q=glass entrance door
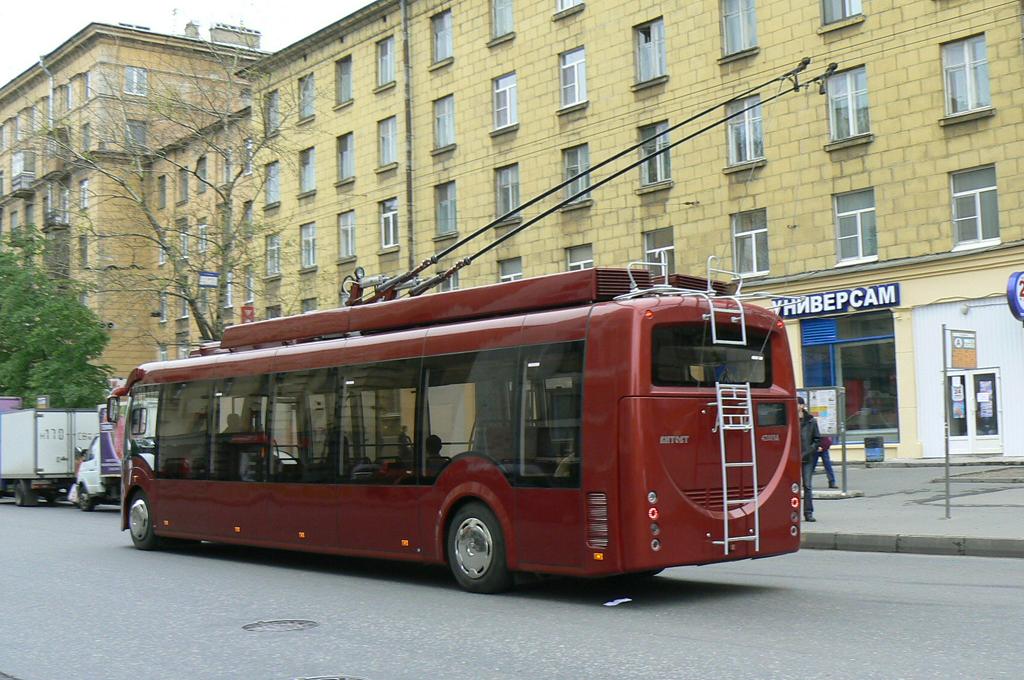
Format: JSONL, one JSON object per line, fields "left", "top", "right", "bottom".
{"left": 946, "top": 369, "right": 1002, "bottom": 455}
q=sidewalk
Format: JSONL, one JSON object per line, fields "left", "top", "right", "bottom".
{"left": 800, "top": 455, "right": 1024, "bottom": 558}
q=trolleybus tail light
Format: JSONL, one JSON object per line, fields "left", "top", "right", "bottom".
{"left": 651, "top": 539, "right": 661, "bottom": 551}
{"left": 790, "top": 497, "right": 800, "bottom": 509}
{"left": 648, "top": 507, "right": 659, "bottom": 520}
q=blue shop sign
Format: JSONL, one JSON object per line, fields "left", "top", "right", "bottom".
{"left": 774, "top": 282, "right": 900, "bottom": 319}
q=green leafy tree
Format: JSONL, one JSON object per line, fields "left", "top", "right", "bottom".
{"left": 0, "top": 232, "right": 111, "bottom": 407}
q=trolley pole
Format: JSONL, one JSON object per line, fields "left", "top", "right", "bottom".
{"left": 941, "top": 323, "right": 951, "bottom": 520}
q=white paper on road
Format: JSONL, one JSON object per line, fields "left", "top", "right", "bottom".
{"left": 603, "top": 598, "right": 632, "bottom": 607}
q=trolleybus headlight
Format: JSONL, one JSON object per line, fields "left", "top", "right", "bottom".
{"left": 650, "top": 523, "right": 660, "bottom": 536}
{"left": 647, "top": 491, "right": 658, "bottom": 504}
{"left": 651, "top": 539, "right": 661, "bottom": 551}
{"left": 648, "top": 507, "right": 659, "bottom": 520}
{"left": 791, "top": 483, "right": 800, "bottom": 494}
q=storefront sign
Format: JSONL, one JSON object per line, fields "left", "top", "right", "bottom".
{"left": 950, "top": 330, "right": 977, "bottom": 369}
{"left": 774, "top": 283, "right": 900, "bottom": 319}
{"left": 1008, "top": 271, "right": 1024, "bottom": 321}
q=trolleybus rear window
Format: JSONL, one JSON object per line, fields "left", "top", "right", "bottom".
{"left": 652, "top": 324, "right": 772, "bottom": 388}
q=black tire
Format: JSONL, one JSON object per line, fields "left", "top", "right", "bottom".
{"left": 127, "top": 490, "right": 160, "bottom": 550}
{"left": 14, "top": 481, "right": 38, "bottom": 507}
{"left": 78, "top": 484, "right": 97, "bottom": 512}
{"left": 446, "top": 502, "right": 512, "bottom": 594}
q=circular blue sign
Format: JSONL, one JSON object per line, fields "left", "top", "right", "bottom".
{"left": 1008, "top": 271, "right": 1024, "bottom": 322}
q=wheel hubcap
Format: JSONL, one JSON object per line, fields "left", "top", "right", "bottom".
{"left": 454, "top": 517, "right": 493, "bottom": 579}
{"left": 129, "top": 498, "right": 150, "bottom": 541}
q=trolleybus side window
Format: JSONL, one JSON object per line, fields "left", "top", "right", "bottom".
{"left": 270, "top": 368, "right": 341, "bottom": 483}
{"left": 211, "top": 375, "right": 269, "bottom": 482}
{"left": 128, "top": 384, "right": 159, "bottom": 467}
{"left": 651, "top": 324, "right": 772, "bottom": 388}
{"left": 422, "top": 348, "right": 519, "bottom": 482}
{"left": 341, "top": 359, "right": 420, "bottom": 484}
{"left": 521, "top": 341, "right": 583, "bottom": 487}
{"left": 157, "top": 381, "right": 213, "bottom": 479}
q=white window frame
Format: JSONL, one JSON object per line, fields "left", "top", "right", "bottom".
{"left": 195, "top": 156, "right": 207, "bottom": 194}
{"left": 299, "top": 147, "right": 316, "bottom": 194}
{"left": 300, "top": 221, "right": 317, "bottom": 268}
{"left": 435, "top": 181, "right": 457, "bottom": 236}
{"left": 432, "top": 11, "right": 453, "bottom": 62}
{"left": 560, "top": 47, "right": 587, "bottom": 108}
{"left": 493, "top": 0, "right": 514, "bottom": 37}
{"left": 264, "top": 90, "right": 280, "bottom": 135}
{"left": 643, "top": 228, "right": 675, "bottom": 277}
{"left": 434, "top": 95, "right": 455, "bottom": 149}
{"left": 379, "top": 116, "right": 397, "bottom": 166}
{"left": 942, "top": 35, "right": 990, "bottom": 116}
{"left": 822, "top": 0, "right": 862, "bottom": 25}
{"left": 951, "top": 166, "right": 999, "bottom": 247}
{"left": 566, "top": 244, "right": 594, "bottom": 271}
{"left": 722, "top": 0, "right": 757, "bottom": 55}
{"left": 159, "top": 292, "right": 167, "bottom": 322}
{"left": 828, "top": 67, "right": 870, "bottom": 140}
{"left": 380, "top": 198, "right": 399, "bottom": 248}
{"left": 834, "top": 189, "right": 877, "bottom": 262}
{"left": 124, "top": 66, "right": 148, "bottom": 96}
{"left": 298, "top": 73, "right": 315, "bottom": 119}
{"left": 336, "top": 56, "right": 353, "bottom": 104}
{"left": 639, "top": 122, "right": 671, "bottom": 185}
{"left": 439, "top": 270, "right": 460, "bottom": 292}
{"left": 337, "top": 133, "right": 354, "bottom": 181}
{"left": 726, "top": 95, "right": 764, "bottom": 165}
{"left": 377, "top": 36, "right": 395, "bottom": 86}
{"left": 563, "top": 144, "right": 590, "bottom": 201}
{"left": 265, "top": 161, "right": 280, "bottom": 205}
{"left": 79, "top": 179, "right": 89, "bottom": 210}
{"left": 224, "top": 271, "right": 234, "bottom": 309}
{"left": 197, "top": 222, "right": 208, "bottom": 254}
{"left": 732, "top": 209, "right": 769, "bottom": 276}
{"left": 245, "top": 267, "right": 255, "bottom": 303}
{"left": 499, "top": 257, "right": 523, "bottom": 283}
{"left": 493, "top": 73, "right": 518, "bottom": 130}
{"left": 338, "top": 211, "right": 356, "bottom": 258}
{"left": 557, "top": 0, "right": 583, "bottom": 11}
{"left": 265, "top": 234, "right": 281, "bottom": 275}
{"left": 495, "top": 164, "right": 520, "bottom": 217}
{"left": 635, "top": 18, "right": 666, "bottom": 83}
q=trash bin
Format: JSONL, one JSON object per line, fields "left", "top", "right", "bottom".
{"left": 864, "top": 436, "right": 885, "bottom": 463}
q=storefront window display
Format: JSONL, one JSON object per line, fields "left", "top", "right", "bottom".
{"left": 801, "top": 311, "right": 899, "bottom": 442}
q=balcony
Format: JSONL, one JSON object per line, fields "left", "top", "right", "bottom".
{"left": 45, "top": 210, "right": 70, "bottom": 228}
{"left": 11, "top": 151, "right": 36, "bottom": 197}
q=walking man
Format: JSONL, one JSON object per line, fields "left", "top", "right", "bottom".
{"left": 798, "top": 396, "right": 821, "bottom": 522}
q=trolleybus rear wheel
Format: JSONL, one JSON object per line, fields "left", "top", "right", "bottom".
{"left": 128, "top": 491, "right": 160, "bottom": 550}
{"left": 447, "top": 502, "right": 512, "bottom": 594}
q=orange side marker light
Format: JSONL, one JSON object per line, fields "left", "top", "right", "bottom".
{"left": 234, "top": 526, "right": 241, "bottom": 533}
{"left": 593, "top": 552, "right": 604, "bottom": 561}
{"left": 401, "top": 539, "right": 410, "bottom": 547}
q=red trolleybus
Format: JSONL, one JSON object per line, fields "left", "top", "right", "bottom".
{"left": 115, "top": 267, "right": 801, "bottom": 592}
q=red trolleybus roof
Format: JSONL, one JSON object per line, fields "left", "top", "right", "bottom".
{"left": 219, "top": 267, "right": 712, "bottom": 351}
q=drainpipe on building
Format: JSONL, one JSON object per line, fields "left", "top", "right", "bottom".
{"left": 401, "top": 0, "right": 416, "bottom": 272}
{"left": 38, "top": 56, "right": 55, "bottom": 130}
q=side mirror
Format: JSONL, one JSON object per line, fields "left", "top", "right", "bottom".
{"left": 75, "top": 447, "right": 87, "bottom": 459}
{"left": 106, "top": 396, "right": 120, "bottom": 423}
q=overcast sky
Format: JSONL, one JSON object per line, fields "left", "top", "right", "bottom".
{"left": 0, "top": 0, "right": 373, "bottom": 86}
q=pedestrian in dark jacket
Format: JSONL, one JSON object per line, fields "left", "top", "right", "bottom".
{"left": 814, "top": 435, "right": 838, "bottom": 489}
{"left": 798, "top": 396, "right": 821, "bottom": 522}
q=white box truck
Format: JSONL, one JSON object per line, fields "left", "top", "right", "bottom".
{"left": 0, "top": 409, "right": 99, "bottom": 506}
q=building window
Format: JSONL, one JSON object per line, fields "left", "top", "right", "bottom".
{"left": 823, "top": 0, "right": 862, "bottom": 25}
{"left": 835, "top": 189, "right": 877, "bottom": 261}
{"left": 639, "top": 121, "right": 671, "bottom": 185}
{"left": 338, "top": 210, "right": 356, "bottom": 258}
{"left": 643, "top": 227, "right": 675, "bottom": 277}
{"left": 265, "top": 161, "right": 280, "bottom": 205}
{"left": 493, "top": 0, "right": 514, "bottom": 37}
{"left": 380, "top": 198, "right": 399, "bottom": 248}
{"left": 224, "top": 271, "right": 234, "bottom": 309}
{"left": 495, "top": 164, "right": 520, "bottom": 218}
{"left": 195, "top": 156, "right": 207, "bottom": 193}
{"left": 377, "top": 36, "right": 395, "bottom": 86}
{"left": 499, "top": 257, "right": 523, "bottom": 282}
{"left": 221, "top": 150, "right": 233, "bottom": 185}
{"left": 439, "top": 270, "right": 460, "bottom": 292}
{"left": 81, "top": 123, "right": 91, "bottom": 151}
{"left": 264, "top": 90, "right": 280, "bottom": 135}
{"left": 434, "top": 95, "right": 455, "bottom": 149}
{"left": 727, "top": 95, "right": 764, "bottom": 165}
{"left": 560, "top": 47, "right": 587, "bottom": 107}
{"left": 244, "top": 138, "right": 254, "bottom": 175}
{"left": 298, "top": 73, "right": 315, "bottom": 119}
{"left": 943, "top": 36, "right": 990, "bottom": 115}
{"left": 266, "top": 305, "right": 282, "bottom": 320}
{"left": 493, "top": 73, "right": 518, "bottom": 130}
{"left": 126, "top": 120, "right": 147, "bottom": 148}
{"left": 265, "top": 234, "right": 281, "bottom": 275}
{"left": 828, "top": 67, "right": 870, "bottom": 140}
{"left": 79, "top": 179, "right": 89, "bottom": 210}
{"left": 335, "top": 56, "right": 353, "bottom": 104}
{"left": 337, "top": 132, "right": 354, "bottom": 181}
{"left": 951, "top": 166, "right": 998, "bottom": 246}
{"left": 435, "top": 181, "right": 457, "bottom": 236}
{"left": 124, "top": 66, "right": 148, "bottom": 95}
{"left": 566, "top": 243, "right": 594, "bottom": 271}
{"left": 159, "top": 293, "right": 167, "bottom": 322}
{"left": 301, "top": 298, "right": 318, "bottom": 313}
{"left": 177, "top": 218, "right": 189, "bottom": 259}
{"left": 557, "top": 0, "right": 583, "bottom": 11}
{"left": 197, "top": 222, "right": 208, "bottom": 254}
{"left": 722, "top": 0, "right": 757, "bottom": 55}
{"left": 245, "top": 267, "right": 254, "bottom": 303}
{"left": 635, "top": 18, "right": 666, "bottom": 83}
{"left": 802, "top": 311, "right": 899, "bottom": 442}
{"left": 299, "top": 147, "right": 316, "bottom": 194}
{"left": 732, "top": 209, "right": 769, "bottom": 275}
{"left": 177, "top": 167, "right": 189, "bottom": 203}
{"left": 563, "top": 144, "right": 590, "bottom": 201}
{"left": 433, "top": 10, "right": 453, "bottom": 62}
{"left": 379, "top": 116, "right": 397, "bottom": 166}
{"left": 78, "top": 235, "right": 88, "bottom": 268}
{"left": 300, "top": 222, "right": 317, "bottom": 268}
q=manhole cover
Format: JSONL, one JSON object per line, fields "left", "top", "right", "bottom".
{"left": 243, "top": 619, "right": 320, "bottom": 632}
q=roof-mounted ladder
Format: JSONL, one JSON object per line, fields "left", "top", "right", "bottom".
{"left": 703, "top": 256, "right": 747, "bottom": 346}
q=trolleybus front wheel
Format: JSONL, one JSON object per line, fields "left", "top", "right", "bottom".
{"left": 128, "top": 491, "right": 160, "bottom": 550}
{"left": 447, "top": 502, "right": 512, "bottom": 594}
